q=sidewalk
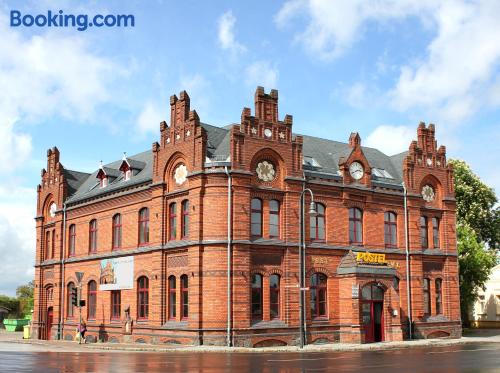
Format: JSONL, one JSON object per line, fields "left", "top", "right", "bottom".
{"left": 2, "top": 328, "right": 500, "bottom": 353}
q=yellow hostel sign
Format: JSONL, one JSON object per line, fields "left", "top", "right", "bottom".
{"left": 355, "top": 252, "right": 400, "bottom": 269}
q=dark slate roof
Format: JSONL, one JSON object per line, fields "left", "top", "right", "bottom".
{"left": 63, "top": 169, "right": 91, "bottom": 196}
{"left": 201, "top": 122, "right": 231, "bottom": 160}
{"left": 125, "top": 158, "right": 146, "bottom": 170}
{"left": 65, "top": 150, "right": 152, "bottom": 204}
{"left": 101, "top": 166, "right": 121, "bottom": 178}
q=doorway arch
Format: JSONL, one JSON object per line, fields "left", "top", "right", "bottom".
{"left": 46, "top": 307, "right": 53, "bottom": 340}
{"left": 361, "top": 283, "right": 385, "bottom": 343}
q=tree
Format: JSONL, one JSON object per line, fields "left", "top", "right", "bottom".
{"left": 450, "top": 159, "right": 499, "bottom": 250}
{"left": 16, "top": 281, "right": 34, "bottom": 318}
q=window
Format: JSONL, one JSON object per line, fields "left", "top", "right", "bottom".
{"left": 181, "top": 274, "right": 189, "bottom": 319}
{"left": 181, "top": 200, "right": 189, "bottom": 239}
{"left": 420, "top": 217, "right": 428, "bottom": 248}
{"left": 89, "top": 219, "right": 97, "bottom": 253}
{"left": 138, "top": 208, "right": 149, "bottom": 245}
{"left": 349, "top": 208, "right": 363, "bottom": 244}
{"left": 137, "top": 276, "right": 149, "bottom": 320}
{"left": 46, "top": 286, "right": 53, "bottom": 302}
{"left": 87, "top": 281, "right": 97, "bottom": 319}
{"left": 423, "top": 278, "right": 431, "bottom": 315}
{"left": 432, "top": 217, "right": 440, "bottom": 248}
{"left": 169, "top": 203, "right": 177, "bottom": 240}
{"left": 112, "top": 214, "right": 122, "bottom": 250}
{"left": 68, "top": 224, "right": 76, "bottom": 257}
{"left": 251, "top": 198, "right": 263, "bottom": 238}
{"left": 310, "top": 203, "right": 325, "bottom": 241}
{"left": 270, "top": 274, "right": 280, "bottom": 319}
{"left": 124, "top": 168, "right": 131, "bottom": 181}
{"left": 435, "top": 278, "right": 442, "bottom": 315}
{"left": 100, "top": 176, "right": 108, "bottom": 188}
{"left": 310, "top": 273, "right": 327, "bottom": 318}
{"left": 251, "top": 273, "right": 263, "bottom": 320}
{"left": 51, "top": 229, "right": 55, "bottom": 258}
{"left": 45, "top": 230, "right": 50, "bottom": 260}
{"left": 269, "top": 200, "right": 280, "bottom": 238}
{"left": 168, "top": 276, "right": 176, "bottom": 320}
{"left": 111, "top": 290, "right": 121, "bottom": 320}
{"left": 67, "top": 282, "right": 75, "bottom": 318}
{"left": 384, "top": 212, "right": 397, "bottom": 248}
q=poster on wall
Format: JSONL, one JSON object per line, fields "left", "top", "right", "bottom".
{"left": 99, "top": 256, "right": 134, "bottom": 290}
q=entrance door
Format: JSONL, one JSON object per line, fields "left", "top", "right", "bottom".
{"left": 361, "top": 283, "right": 385, "bottom": 343}
{"left": 46, "top": 307, "right": 53, "bottom": 340}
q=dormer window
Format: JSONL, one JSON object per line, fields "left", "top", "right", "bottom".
{"left": 100, "top": 176, "right": 108, "bottom": 188}
{"left": 96, "top": 162, "right": 120, "bottom": 188}
{"left": 125, "top": 169, "right": 131, "bottom": 181}
{"left": 119, "top": 153, "right": 145, "bottom": 182}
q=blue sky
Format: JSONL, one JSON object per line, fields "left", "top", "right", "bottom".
{"left": 1, "top": 0, "right": 499, "bottom": 295}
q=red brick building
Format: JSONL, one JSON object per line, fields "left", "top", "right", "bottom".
{"left": 32, "top": 87, "right": 461, "bottom": 346}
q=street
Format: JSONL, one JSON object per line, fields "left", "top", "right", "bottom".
{"left": 1, "top": 342, "right": 500, "bottom": 373}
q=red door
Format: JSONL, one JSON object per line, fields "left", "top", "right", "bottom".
{"left": 46, "top": 307, "right": 53, "bottom": 340}
{"left": 361, "top": 284, "right": 385, "bottom": 343}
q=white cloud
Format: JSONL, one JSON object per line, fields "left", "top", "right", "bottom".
{"left": 365, "top": 125, "right": 415, "bottom": 155}
{"left": 245, "top": 61, "right": 279, "bottom": 89}
{"left": 136, "top": 102, "right": 164, "bottom": 135}
{"left": 178, "top": 73, "right": 210, "bottom": 116}
{"left": 217, "top": 10, "right": 246, "bottom": 54}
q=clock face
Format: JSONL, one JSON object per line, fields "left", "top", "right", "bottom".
{"left": 264, "top": 128, "right": 272, "bottom": 138}
{"left": 349, "top": 162, "right": 364, "bottom": 180}
{"left": 422, "top": 185, "right": 435, "bottom": 202}
{"left": 256, "top": 161, "right": 276, "bottom": 182}
{"left": 174, "top": 164, "right": 188, "bottom": 185}
{"left": 49, "top": 202, "right": 57, "bottom": 218}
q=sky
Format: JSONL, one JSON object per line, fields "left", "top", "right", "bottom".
{"left": 0, "top": 0, "right": 499, "bottom": 296}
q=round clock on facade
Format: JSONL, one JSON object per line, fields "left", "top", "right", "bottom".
{"left": 49, "top": 202, "right": 57, "bottom": 217}
{"left": 422, "top": 185, "right": 435, "bottom": 202}
{"left": 349, "top": 161, "right": 364, "bottom": 180}
{"left": 174, "top": 164, "right": 188, "bottom": 185}
{"left": 256, "top": 161, "right": 276, "bottom": 182}
{"left": 264, "top": 128, "right": 272, "bottom": 138}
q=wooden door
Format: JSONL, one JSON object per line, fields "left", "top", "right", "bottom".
{"left": 46, "top": 307, "right": 53, "bottom": 340}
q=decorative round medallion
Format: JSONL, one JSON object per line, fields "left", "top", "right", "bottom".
{"left": 264, "top": 128, "right": 272, "bottom": 138}
{"left": 422, "top": 185, "right": 435, "bottom": 202}
{"left": 256, "top": 161, "right": 276, "bottom": 182}
{"left": 49, "top": 202, "right": 57, "bottom": 218}
{"left": 349, "top": 161, "right": 364, "bottom": 180}
{"left": 426, "top": 158, "right": 432, "bottom": 166}
{"left": 174, "top": 164, "right": 188, "bottom": 185}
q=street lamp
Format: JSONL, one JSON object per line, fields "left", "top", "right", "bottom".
{"left": 299, "top": 188, "right": 316, "bottom": 349}
{"left": 75, "top": 271, "right": 84, "bottom": 345}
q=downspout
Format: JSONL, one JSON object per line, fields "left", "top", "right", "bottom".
{"left": 403, "top": 183, "right": 412, "bottom": 339}
{"left": 301, "top": 175, "right": 307, "bottom": 346}
{"left": 58, "top": 203, "right": 67, "bottom": 340}
{"left": 224, "top": 166, "right": 232, "bottom": 347}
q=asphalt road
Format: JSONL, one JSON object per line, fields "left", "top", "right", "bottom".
{"left": 1, "top": 342, "right": 500, "bottom": 373}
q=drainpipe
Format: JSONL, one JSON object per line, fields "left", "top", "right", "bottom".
{"left": 224, "top": 166, "right": 232, "bottom": 347}
{"left": 58, "top": 203, "right": 67, "bottom": 340}
{"left": 403, "top": 183, "right": 413, "bottom": 339}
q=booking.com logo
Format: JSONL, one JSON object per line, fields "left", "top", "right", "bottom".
{"left": 10, "top": 10, "right": 135, "bottom": 31}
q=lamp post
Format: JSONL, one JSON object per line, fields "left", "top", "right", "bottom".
{"left": 299, "top": 188, "right": 317, "bottom": 349}
{"left": 75, "top": 271, "right": 84, "bottom": 345}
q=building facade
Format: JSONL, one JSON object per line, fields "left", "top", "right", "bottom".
{"left": 470, "top": 264, "right": 500, "bottom": 328}
{"left": 32, "top": 87, "right": 461, "bottom": 346}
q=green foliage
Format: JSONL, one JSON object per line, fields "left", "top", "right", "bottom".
{"left": 0, "top": 295, "right": 20, "bottom": 318}
{"left": 457, "top": 224, "right": 497, "bottom": 324}
{"left": 449, "top": 159, "right": 499, "bottom": 250}
{"left": 16, "top": 281, "right": 34, "bottom": 317}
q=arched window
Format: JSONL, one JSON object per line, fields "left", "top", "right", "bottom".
{"left": 310, "top": 273, "right": 327, "bottom": 318}
{"left": 51, "top": 229, "right": 55, "bottom": 259}
{"left": 420, "top": 216, "right": 428, "bottom": 248}
{"left": 138, "top": 208, "right": 149, "bottom": 245}
{"left": 112, "top": 214, "right": 122, "bottom": 250}
{"left": 89, "top": 219, "right": 97, "bottom": 253}
{"left": 87, "top": 280, "right": 97, "bottom": 320}
{"left": 181, "top": 200, "right": 189, "bottom": 239}
{"left": 269, "top": 200, "right": 280, "bottom": 238}
{"left": 435, "top": 278, "right": 443, "bottom": 315}
{"left": 432, "top": 217, "right": 440, "bottom": 248}
{"left": 349, "top": 208, "right": 363, "bottom": 244}
{"left": 270, "top": 274, "right": 280, "bottom": 319}
{"left": 137, "top": 276, "right": 149, "bottom": 320}
{"left": 169, "top": 203, "right": 177, "bottom": 240}
{"left": 45, "top": 230, "right": 51, "bottom": 260}
{"left": 423, "top": 278, "right": 431, "bottom": 315}
{"left": 251, "top": 198, "right": 263, "bottom": 238}
{"left": 67, "top": 282, "right": 75, "bottom": 318}
{"left": 111, "top": 290, "right": 121, "bottom": 320}
{"left": 310, "top": 203, "right": 325, "bottom": 241}
{"left": 181, "top": 274, "right": 189, "bottom": 319}
{"left": 168, "top": 276, "right": 176, "bottom": 320}
{"left": 68, "top": 224, "right": 76, "bottom": 257}
{"left": 46, "top": 286, "right": 53, "bottom": 302}
{"left": 251, "top": 273, "right": 263, "bottom": 320}
{"left": 384, "top": 212, "right": 397, "bottom": 248}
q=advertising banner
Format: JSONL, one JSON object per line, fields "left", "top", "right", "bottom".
{"left": 99, "top": 256, "right": 134, "bottom": 290}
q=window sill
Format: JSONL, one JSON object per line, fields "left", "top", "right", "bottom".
{"left": 250, "top": 319, "right": 287, "bottom": 329}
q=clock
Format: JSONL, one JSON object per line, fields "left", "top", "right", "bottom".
{"left": 349, "top": 162, "right": 364, "bottom": 180}
{"left": 256, "top": 161, "right": 276, "bottom": 182}
{"left": 422, "top": 185, "right": 435, "bottom": 202}
{"left": 264, "top": 128, "right": 272, "bottom": 138}
{"left": 174, "top": 164, "right": 188, "bottom": 185}
{"left": 49, "top": 202, "right": 57, "bottom": 218}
